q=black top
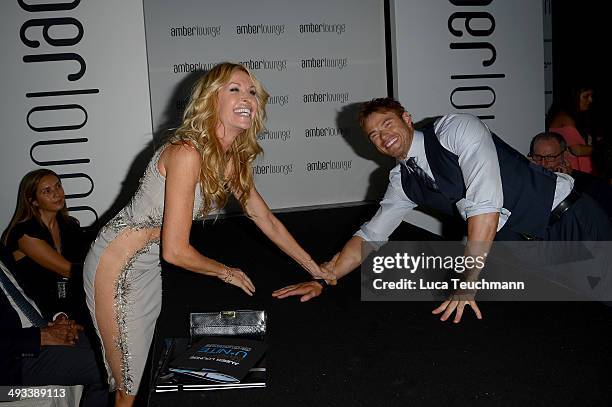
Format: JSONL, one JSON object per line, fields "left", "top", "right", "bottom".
{"left": 6, "top": 216, "right": 85, "bottom": 319}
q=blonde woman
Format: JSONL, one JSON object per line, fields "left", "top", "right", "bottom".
{"left": 83, "top": 62, "right": 332, "bottom": 407}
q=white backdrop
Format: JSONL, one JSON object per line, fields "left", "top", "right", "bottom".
{"left": 143, "top": 0, "right": 389, "bottom": 211}
{"left": 390, "top": 0, "right": 545, "bottom": 235}
{"left": 0, "top": 1, "right": 546, "bottom": 234}
{"left": 0, "top": 0, "right": 153, "bottom": 229}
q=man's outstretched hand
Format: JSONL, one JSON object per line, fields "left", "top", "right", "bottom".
{"left": 432, "top": 295, "right": 482, "bottom": 323}
{"left": 272, "top": 281, "right": 323, "bottom": 302}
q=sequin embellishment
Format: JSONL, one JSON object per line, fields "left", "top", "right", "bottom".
{"left": 114, "top": 240, "right": 156, "bottom": 394}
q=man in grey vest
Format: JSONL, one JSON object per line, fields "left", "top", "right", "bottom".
{"left": 273, "top": 98, "right": 611, "bottom": 322}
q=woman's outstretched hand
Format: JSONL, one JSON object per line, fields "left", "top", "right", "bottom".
{"left": 304, "top": 259, "right": 336, "bottom": 284}
{"left": 220, "top": 266, "right": 255, "bottom": 296}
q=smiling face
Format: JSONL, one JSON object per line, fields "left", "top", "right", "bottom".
{"left": 215, "top": 69, "right": 259, "bottom": 151}
{"left": 363, "top": 110, "right": 414, "bottom": 159}
{"left": 32, "top": 174, "right": 65, "bottom": 215}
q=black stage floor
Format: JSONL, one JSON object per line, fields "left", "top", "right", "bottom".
{"left": 144, "top": 204, "right": 612, "bottom": 406}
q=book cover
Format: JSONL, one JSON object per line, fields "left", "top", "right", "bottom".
{"left": 168, "top": 336, "right": 266, "bottom": 384}
{"left": 155, "top": 358, "right": 266, "bottom": 392}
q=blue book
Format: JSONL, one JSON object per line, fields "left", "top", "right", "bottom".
{"left": 168, "top": 336, "right": 266, "bottom": 384}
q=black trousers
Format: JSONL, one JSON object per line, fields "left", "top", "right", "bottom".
{"left": 21, "top": 333, "right": 110, "bottom": 407}
{"left": 495, "top": 193, "right": 612, "bottom": 241}
{"left": 546, "top": 193, "right": 612, "bottom": 240}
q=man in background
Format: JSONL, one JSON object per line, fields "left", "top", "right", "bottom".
{"left": 529, "top": 131, "right": 612, "bottom": 220}
{"left": 1, "top": 245, "right": 109, "bottom": 406}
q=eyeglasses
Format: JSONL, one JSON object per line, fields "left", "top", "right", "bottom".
{"left": 528, "top": 150, "right": 565, "bottom": 162}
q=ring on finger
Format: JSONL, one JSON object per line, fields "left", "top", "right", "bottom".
{"left": 223, "top": 267, "right": 234, "bottom": 283}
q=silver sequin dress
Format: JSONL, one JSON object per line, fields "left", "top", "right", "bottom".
{"left": 83, "top": 144, "right": 204, "bottom": 394}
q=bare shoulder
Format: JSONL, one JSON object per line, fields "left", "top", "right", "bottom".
{"left": 159, "top": 141, "right": 201, "bottom": 176}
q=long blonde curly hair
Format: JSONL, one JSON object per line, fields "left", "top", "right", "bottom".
{"left": 169, "top": 62, "right": 268, "bottom": 215}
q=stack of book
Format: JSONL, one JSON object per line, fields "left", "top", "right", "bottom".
{"left": 153, "top": 337, "right": 266, "bottom": 392}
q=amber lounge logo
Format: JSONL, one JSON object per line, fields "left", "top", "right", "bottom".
{"left": 301, "top": 57, "right": 348, "bottom": 70}
{"left": 235, "top": 23, "right": 285, "bottom": 36}
{"left": 298, "top": 22, "right": 346, "bottom": 35}
{"left": 268, "top": 95, "right": 289, "bottom": 107}
{"left": 303, "top": 91, "right": 349, "bottom": 104}
{"left": 258, "top": 129, "right": 292, "bottom": 142}
{"left": 239, "top": 58, "right": 287, "bottom": 72}
{"left": 253, "top": 163, "right": 294, "bottom": 176}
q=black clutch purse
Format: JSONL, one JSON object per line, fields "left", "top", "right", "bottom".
{"left": 189, "top": 310, "right": 266, "bottom": 340}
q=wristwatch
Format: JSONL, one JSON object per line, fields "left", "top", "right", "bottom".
{"left": 312, "top": 279, "right": 330, "bottom": 292}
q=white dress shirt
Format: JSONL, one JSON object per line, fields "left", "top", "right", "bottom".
{"left": 355, "top": 114, "right": 574, "bottom": 245}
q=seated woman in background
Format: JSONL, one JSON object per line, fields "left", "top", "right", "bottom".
{"left": 547, "top": 81, "right": 595, "bottom": 174}
{"left": 2, "top": 169, "right": 85, "bottom": 320}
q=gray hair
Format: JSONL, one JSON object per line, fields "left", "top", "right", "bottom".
{"left": 530, "top": 131, "right": 567, "bottom": 155}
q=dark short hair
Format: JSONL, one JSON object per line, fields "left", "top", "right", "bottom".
{"left": 358, "top": 98, "right": 406, "bottom": 130}
{"left": 529, "top": 131, "right": 567, "bottom": 154}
